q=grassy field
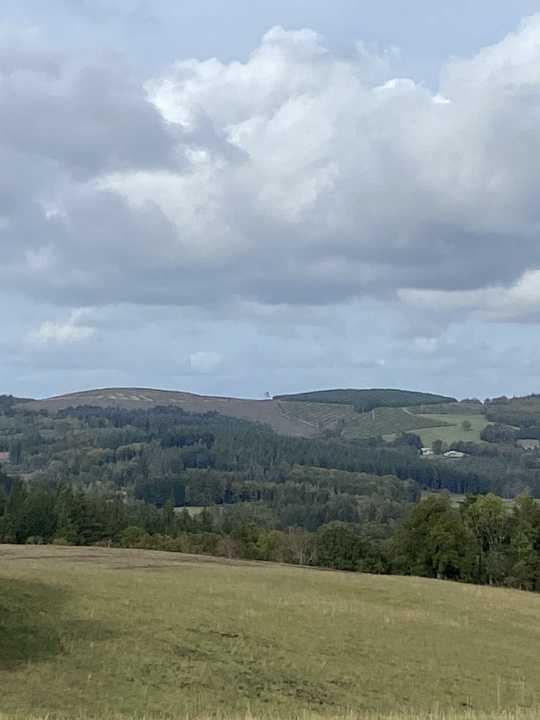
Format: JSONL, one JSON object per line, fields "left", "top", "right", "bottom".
{"left": 342, "top": 408, "right": 449, "bottom": 440}
{"left": 1, "top": 713, "right": 539, "bottom": 720}
{"left": 277, "top": 401, "right": 442, "bottom": 439}
{"left": 3, "top": 713, "right": 540, "bottom": 720}
{"left": 415, "top": 414, "right": 491, "bottom": 446}
{"left": 279, "top": 402, "right": 448, "bottom": 439}
{"left": 2, "top": 546, "right": 540, "bottom": 720}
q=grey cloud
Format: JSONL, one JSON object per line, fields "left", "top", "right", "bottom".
{"left": 3, "top": 19, "right": 540, "bottom": 318}
{"left": 0, "top": 57, "right": 177, "bottom": 178}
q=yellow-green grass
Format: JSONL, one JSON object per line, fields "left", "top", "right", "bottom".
{"left": 1, "top": 545, "right": 540, "bottom": 720}
{"left": 342, "top": 408, "right": 449, "bottom": 440}
{"left": 416, "top": 415, "right": 491, "bottom": 446}
{"left": 1, "top": 712, "right": 539, "bottom": 720}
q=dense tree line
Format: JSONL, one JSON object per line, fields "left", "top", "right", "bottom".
{"left": 485, "top": 395, "right": 540, "bottom": 432}
{"left": 2, "top": 403, "right": 540, "bottom": 502}
{"left": 3, "top": 397, "right": 540, "bottom": 592}
{"left": 394, "top": 493, "right": 540, "bottom": 590}
{"left": 1, "top": 468, "right": 539, "bottom": 591}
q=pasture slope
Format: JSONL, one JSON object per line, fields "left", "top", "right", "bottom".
{"left": 1, "top": 545, "right": 540, "bottom": 720}
{"left": 415, "top": 414, "right": 491, "bottom": 446}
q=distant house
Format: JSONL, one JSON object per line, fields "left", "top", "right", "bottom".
{"left": 516, "top": 439, "right": 540, "bottom": 451}
{"left": 443, "top": 450, "right": 465, "bottom": 459}
{"left": 0, "top": 451, "right": 10, "bottom": 463}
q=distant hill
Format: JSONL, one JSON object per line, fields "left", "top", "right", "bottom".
{"left": 24, "top": 386, "right": 459, "bottom": 440}
{"left": 0, "top": 395, "right": 33, "bottom": 411}
{"left": 274, "top": 388, "right": 457, "bottom": 411}
{"left": 485, "top": 394, "right": 540, "bottom": 428}
{"left": 24, "top": 388, "right": 318, "bottom": 438}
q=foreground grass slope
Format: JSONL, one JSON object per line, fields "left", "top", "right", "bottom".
{"left": 0, "top": 713, "right": 539, "bottom": 720}
{"left": 1, "top": 546, "right": 540, "bottom": 720}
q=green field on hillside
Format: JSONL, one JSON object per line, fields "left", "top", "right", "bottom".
{"left": 1, "top": 545, "right": 540, "bottom": 720}
{"left": 279, "top": 399, "right": 356, "bottom": 430}
{"left": 343, "top": 407, "right": 450, "bottom": 439}
{"left": 415, "top": 414, "right": 492, "bottom": 446}
{"left": 280, "top": 403, "right": 448, "bottom": 439}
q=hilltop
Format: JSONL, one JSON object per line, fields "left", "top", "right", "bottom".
{"left": 1, "top": 544, "right": 540, "bottom": 719}
{"left": 24, "top": 387, "right": 318, "bottom": 438}
{"left": 274, "top": 387, "right": 457, "bottom": 410}
{"left": 24, "top": 386, "right": 463, "bottom": 440}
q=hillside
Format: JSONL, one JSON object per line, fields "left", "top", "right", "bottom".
{"left": 9, "top": 386, "right": 540, "bottom": 498}
{"left": 2, "top": 545, "right": 540, "bottom": 720}
{"left": 24, "top": 388, "right": 320, "bottom": 438}
{"left": 274, "top": 388, "right": 457, "bottom": 410}
{"left": 24, "top": 387, "right": 457, "bottom": 440}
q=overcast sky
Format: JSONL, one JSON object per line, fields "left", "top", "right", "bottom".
{"left": 3, "top": 1, "right": 540, "bottom": 400}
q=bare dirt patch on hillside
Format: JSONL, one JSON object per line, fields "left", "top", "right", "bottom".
{"left": 24, "top": 388, "right": 320, "bottom": 438}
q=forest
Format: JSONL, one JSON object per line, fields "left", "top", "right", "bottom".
{"left": 0, "top": 397, "right": 539, "bottom": 591}
{"left": 274, "top": 387, "right": 456, "bottom": 411}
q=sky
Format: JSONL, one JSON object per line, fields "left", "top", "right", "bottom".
{"left": 3, "top": 1, "right": 540, "bottom": 400}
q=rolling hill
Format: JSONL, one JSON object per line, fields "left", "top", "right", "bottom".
{"left": 274, "top": 388, "right": 457, "bottom": 410}
{"left": 24, "top": 387, "right": 459, "bottom": 440}
{"left": 24, "top": 388, "right": 320, "bottom": 438}
{"left": 1, "top": 544, "right": 540, "bottom": 720}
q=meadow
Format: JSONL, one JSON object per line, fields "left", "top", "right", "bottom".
{"left": 415, "top": 414, "right": 491, "bottom": 446}
{"left": 1, "top": 545, "right": 540, "bottom": 720}
{"left": 342, "top": 408, "right": 447, "bottom": 440}
{"left": 276, "top": 402, "right": 450, "bottom": 439}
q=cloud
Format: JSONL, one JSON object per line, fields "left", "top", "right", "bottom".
{"left": 30, "top": 309, "right": 96, "bottom": 344}
{"left": 5, "top": 11, "right": 540, "bottom": 401}
{"left": 189, "top": 351, "right": 223, "bottom": 373}
{"left": 3, "top": 16, "right": 540, "bottom": 321}
{"left": 400, "top": 268, "right": 540, "bottom": 323}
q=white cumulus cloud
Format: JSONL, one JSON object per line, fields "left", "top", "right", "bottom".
{"left": 30, "top": 309, "right": 96, "bottom": 344}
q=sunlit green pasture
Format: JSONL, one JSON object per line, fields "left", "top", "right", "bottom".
{"left": 416, "top": 414, "right": 491, "bottom": 446}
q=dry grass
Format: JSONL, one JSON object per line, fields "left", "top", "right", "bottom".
{"left": 1, "top": 545, "right": 540, "bottom": 720}
{"left": 0, "top": 711, "right": 539, "bottom": 719}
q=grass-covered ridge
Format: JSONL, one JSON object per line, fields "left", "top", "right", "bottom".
{"left": 274, "top": 389, "right": 457, "bottom": 411}
{"left": 1, "top": 545, "right": 540, "bottom": 719}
